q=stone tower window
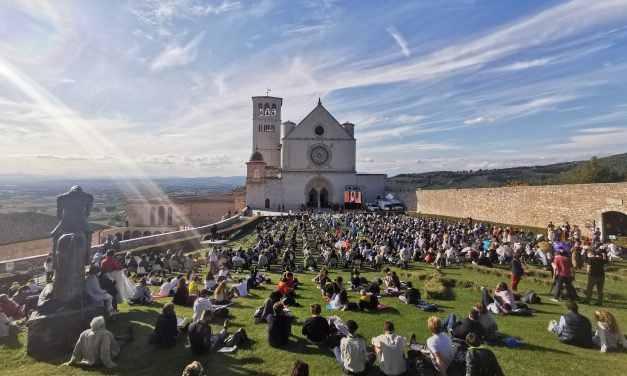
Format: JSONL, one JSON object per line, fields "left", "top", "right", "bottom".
{"left": 271, "top": 103, "right": 277, "bottom": 116}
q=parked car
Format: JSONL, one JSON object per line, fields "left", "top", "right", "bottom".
{"left": 365, "top": 202, "right": 379, "bottom": 212}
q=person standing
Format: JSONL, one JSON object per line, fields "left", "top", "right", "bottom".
{"left": 552, "top": 250, "right": 577, "bottom": 302}
{"left": 510, "top": 253, "right": 524, "bottom": 292}
{"left": 583, "top": 249, "right": 606, "bottom": 306}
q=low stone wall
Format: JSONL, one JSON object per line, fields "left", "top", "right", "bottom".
{"left": 0, "top": 214, "right": 258, "bottom": 293}
{"left": 417, "top": 182, "right": 627, "bottom": 237}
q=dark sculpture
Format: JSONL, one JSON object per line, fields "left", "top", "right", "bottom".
{"left": 50, "top": 185, "right": 94, "bottom": 304}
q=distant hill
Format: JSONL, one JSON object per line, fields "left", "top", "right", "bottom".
{"left": 388, "top": 152, "right": 627, "bottom": 190}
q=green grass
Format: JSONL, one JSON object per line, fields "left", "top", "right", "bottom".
{"left": 2, "top": 221, "right": 627, "bottom": 376}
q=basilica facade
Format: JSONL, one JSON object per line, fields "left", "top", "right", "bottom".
{"left": 246, "top": 96, "right": 386, "bottom": 210}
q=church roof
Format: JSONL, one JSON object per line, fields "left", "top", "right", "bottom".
{"left": 283, "top": 99, "right": 355, "bottom": 140}
{"left": 0, "top": 212, "right": 108, "bottom": 246}
{"left": 249, "top": 151, "right": 264, "bottom": 162}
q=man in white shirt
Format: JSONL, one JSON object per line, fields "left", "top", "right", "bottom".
{"left": 371, "top": 321, "right": 407, "bottom": 376}
{"left": 192, "top": 289, "right": 213, "bottom": 322}
{"left": 333, "top": 320, "right": 375, "bottom": 375}
{"left": 232, "top": 278, "right": 249, "bottom": 298}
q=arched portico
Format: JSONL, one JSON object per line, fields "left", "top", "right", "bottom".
{"left": 304, "top": 177, "right": 334, "bottom": 209}
{"left": 601, "top": 210, "right": 627, "bottom": 241}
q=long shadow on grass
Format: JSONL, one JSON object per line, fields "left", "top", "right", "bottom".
{"left": 0, "top": 333, "right": 22, "bottom": 349}
{"left": 519, "top": 342, "right": 572, "bottom": 354}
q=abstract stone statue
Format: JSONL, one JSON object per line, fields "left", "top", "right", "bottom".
{"left": 28, "top": 186, "right": 97, "bottom": 356}
{"left": 50, "top": 185, "right": 94, "bottom": 305}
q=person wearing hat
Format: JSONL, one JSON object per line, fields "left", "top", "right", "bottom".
{"left": 333, "top": 319, "right": 375, "bottom": 375}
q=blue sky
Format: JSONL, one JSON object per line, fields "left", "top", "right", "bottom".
{"left": 1, "top": 0, "right": 627, "bottom": 177}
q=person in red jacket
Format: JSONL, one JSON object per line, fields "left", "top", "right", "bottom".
{"left": 552, "top": 250, "right": 578, "bottom": 302}
{"left": 100, "top": 250, "right": 124, "bottom": 274}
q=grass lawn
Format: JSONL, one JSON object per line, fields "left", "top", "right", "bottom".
{"left": 2, "top": 220, "right": 627, "bottom": 376}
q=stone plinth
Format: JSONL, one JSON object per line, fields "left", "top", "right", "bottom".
{"left": 27, "top": 302, "right": 104, "bottom": 356}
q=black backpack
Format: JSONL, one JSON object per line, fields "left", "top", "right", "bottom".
{"left": 521, "top": 291, "right": 541, "bottom": 304}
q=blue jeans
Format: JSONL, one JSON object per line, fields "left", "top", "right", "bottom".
{"left": 442, "top": 313, "right": 457, "bottom": 333}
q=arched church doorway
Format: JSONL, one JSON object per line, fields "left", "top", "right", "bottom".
{"left": 602, "top": 211, "right": 626, "bottom": 241}
{"left": 265, "top": 198, "right": 270, "bottom": 209}
{"left": 320, "top": 188, "right": 329, "bottom": 208}
{"left": 308, "top": 188, "right": 318, "bottom": 207}
{"left": 304, "top": 177, "right": 333, "bottom": 209}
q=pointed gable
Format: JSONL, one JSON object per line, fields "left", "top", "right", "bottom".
{"left": 283, "top": 101, "right": 355, "bottom": 140}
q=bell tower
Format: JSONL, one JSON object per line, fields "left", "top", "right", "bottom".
{"left": 252, "top": 95, "right": 282, "bottom": 168}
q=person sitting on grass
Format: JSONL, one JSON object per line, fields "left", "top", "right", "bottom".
{"left": 302, "top": 302, "right": 331, "bottom": 344}
{"left": 323, "top": 276, "right": 344, "bottom": 299}
{"left": 592, "top": 309, "right": 625, "bottom": 353}
{"left": 147, "top": 271, "right": 162, "bottom": 286}
{"left": 358, "top": 288, "right": 380, "bottom": 311}
{"left": 548, "top": 301, "right": 593, "bottom": 348}
{"left": 371, "top": 321, "right": 407, "bottom": 376}
{"left": 277, "top": 277, "right": 298, "bottom": 306}
{"left": 188, "top": 276, "right": 203, "bottom": 296}
{"left": 128, "top": 277, "right": 153, "bottom": 305}
{"left": 255, "top": 291, "right": 283, "bottom": 324}
{"left": 151, "top": 303, "right": 185, "bottom": 348}
{"left": 63, "top": 316, "right": 133, "bottom": 369}
{"left": 481, "top": 283, "right": 516, "bottom": 315}
{"left": 474, "top": 302, "right": 499, "bottom": 342}
{"left": 172, "top": 277, "right": 195, "bottom": 307}
{"left": 214, "top": 280, "right": 237, "bottom": 305}
{"left": 267, "top": 302, "right": 292, "bottom": 348}
{"left": 333, "top": 319, "right": 376, "bottom": 375}
{"left": 291, "top": 360, "right": 310, "bottom": 376}
{"left": 182, "top": 361, "right": 203, "bottom": 376}
{"left": 465, "top": 332, "right": 504, "bottom": 376}
{"left": 188, "top": 309, "right": 230, "bottom": 355}
{"left": 442, "top": 309, "right": 485, "bottom": 341}
{"left": 192, "top": 289, "right": 214, "bottom": 322}
{"left": 409, "top": 316, "right": 455, "bottom": 376}
{"left": 399, "top": 281, "right": 421, "bottom": 305}
{"left": 204, "top": 270, "right": 218, "bottom": 292}
{"left": 329, "top": 290, "right": 356, "bottom": 311}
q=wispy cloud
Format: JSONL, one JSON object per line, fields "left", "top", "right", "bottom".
{"left": 493, "top": 58, "right": 552, "bottom": 72}
{"left": 547, "top": 127, "right": 627, "bottom": 149}
{"left": 150, "top": 31, "right": 205, "bottom": 71}
{"left": 464, "top": 116, "right": 493, "bottom": 125}
{"left": 386, "top": 26, "right": 410, "bottom": 57}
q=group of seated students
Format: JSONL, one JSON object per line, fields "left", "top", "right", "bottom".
{"left": 548, "top": 301, "right": 625, "bottom": 352}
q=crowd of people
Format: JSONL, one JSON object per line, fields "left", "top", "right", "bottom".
{"left": 1, "top": 212, "right": 625, "bottom": 375}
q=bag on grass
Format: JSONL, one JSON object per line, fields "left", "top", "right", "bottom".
{"left": 223, "top": 328, "right": 248, "bottom": 347}
{"left": 521, "top": 291, "right": 541, "bottom": 304}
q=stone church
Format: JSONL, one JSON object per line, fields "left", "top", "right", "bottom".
{"left": 246, "top": 95, "right": 386, "bottom": 210}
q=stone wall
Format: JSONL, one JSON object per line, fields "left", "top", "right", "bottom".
{"left": 416, "top": 182, "right": 627, "bottom": 237}
{"left": 389, "top": 189, "right": 418, "bottom": 211}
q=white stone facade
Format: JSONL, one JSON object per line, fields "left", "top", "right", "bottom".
{"left": 246, "top": 97, "right": 386, "bottom": 210}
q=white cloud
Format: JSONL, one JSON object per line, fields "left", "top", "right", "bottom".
{"left": 47, "top": 76, "right": 76, "bottom": 85}
{"left": 547, "top": 127, "right": 627, "bottom": 149}
{"left": 150, "top": 31, "right": 205, "bottom": 71}
{"left": 493, "top": 58, "right": 552, "bottom": 72}
{"left": 386, "top": 26, "right": 411, "bottom": 57}
{"left": 464, "top": 116, "right": 493, "bottom": 125}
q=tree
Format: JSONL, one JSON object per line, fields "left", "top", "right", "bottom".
{"left": 557, "top": 156, "right": 624, "bottom": 184}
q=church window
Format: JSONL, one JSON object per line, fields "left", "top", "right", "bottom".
{"left": 258, "top": 124, "right": 262, "bottom": 132}
{"left": 258, "top": 103, "right": 263, "bottom": 116}
{"left": 158, "top": 206, "right": 165, "bottom": 225}
{"left": 315, "top": 125, "right": 325, "bottom": 136}
{"left": 271, "top": 103, "right": 277, "bottom": 115}
{"left": 167, "top": 207, "right": 173, "bottom": 225}
{"left": 150, "top": 207, "right": 156, "bottom": 225}
{"left": 265, "top": 198, "right": 270, "bottom": 209}
{"left": 253, "top": 169, "right": 260, "bottom": 179}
